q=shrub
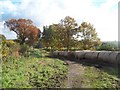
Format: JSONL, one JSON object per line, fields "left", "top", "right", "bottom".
{"left": 98, "top": 42, "right": 119, "bottom": 51}
{"left": 19, "top": 44, "right": 30, "bottom": 57}
{"left": 2, "top": 40, "right": 20, "bottom": 59}
{"left": 0, "top": 34, "right": 6, "bottom": 41}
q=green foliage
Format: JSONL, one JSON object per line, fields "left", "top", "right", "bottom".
{"left": 1, "top": 39, "right": 32, "bottom": 59}
{"left": 79, "top": 22, "right": 101, "bottom": 50}
{"left": 0, "top": 34, "right": 6, "bottom": 41}
{"left": 42, "top": 16, "right": 101, "bottom": 51}
{"left": 2, "top": 40, "right": 20, "bottom": 59}
{"left": 83, "top": 67, "right": 120, "bottom": 88}
{"left": 42, "top": 25, "right": 56, "bottom": 50}
{"left": 2, "top": 50, "right": 68, "bottom": 88}
{"left": 42, "top": 16, "right": 79, "bottom": 51}
{"left": 29, "top": 49, "right": 42, "bottom": 58}
{"left": 35, "top": 39, "right": 42, "bottom": 48}
{"left": 60, "top": 16, "right": 78, "bottom": 51}
{"left": 98, "top": 42, "right": 119, "bottom": 51}
{"left": 19, "top": 44, "right": 30, "bottom": 56}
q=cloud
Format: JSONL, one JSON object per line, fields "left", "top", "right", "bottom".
{"left": 0, "top": 0, "right": 17, "bottom": 14}
{"left": 0, "top": 22, "right": 17, "bottom": 39}
{"left": 0, "top": 0, "right": 119, "bottom": 41}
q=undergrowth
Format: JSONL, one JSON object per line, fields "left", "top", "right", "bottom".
{"left": 2, "top": 49, "right": 68, "bottom": 88}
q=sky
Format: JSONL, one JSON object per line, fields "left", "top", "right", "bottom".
{"left": 0, "top": 0, "right": 119, "bottom": 41}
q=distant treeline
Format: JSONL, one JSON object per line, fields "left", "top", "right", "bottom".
{"left": 98, "top": 41, "right": 119, "bottom": 51}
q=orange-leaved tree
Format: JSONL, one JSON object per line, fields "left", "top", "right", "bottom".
{"left": 4, "top": 19, "right": 41, "bottom": 46}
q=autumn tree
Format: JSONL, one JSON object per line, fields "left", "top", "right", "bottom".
{"left": 4, "top": 19, "right": 41, "bottom": 46}
{"left": 60, "top": 16, "right": 78, "bottom": 51}
{"left": 42, "top": 16, "right": 78, "bottom": 51}
{"left": 42, "top": 16, "right": 101, "bottom": 51}
{"left": 79, "top": 22, "right": 101, "bottom": 50}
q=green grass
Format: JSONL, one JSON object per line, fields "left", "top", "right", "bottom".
{"left": 2, "top": 49, "right": 68, "bottom": 88}
{"left": 82, "top": 66, "right": 120, "bottom": 88}
{"left": 2, "top": 49, "right": 120, "bottom": 88}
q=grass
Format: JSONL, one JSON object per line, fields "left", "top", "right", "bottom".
{"left": 1, "top": 49, "right": 120, "bottom": 88}
{"left": 2, "top": 49, "right": 68, "bottom": 88}
{"left": 82, "top": 66, "right": 120, "bottom": 88}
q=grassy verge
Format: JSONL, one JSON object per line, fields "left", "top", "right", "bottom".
{"left": 2, "top": 49, "right": 68, "bottom": 88}
{"left": 82, "top": 66, "right": 120, "bottom": 88}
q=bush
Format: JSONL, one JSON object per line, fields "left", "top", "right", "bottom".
{"left": 2, "top": 40, "right": 20, "bottom": 59}
{"left": 19, "top": 44, "right": 30, "bottom": 57}
{"left": 98, "top": 43, "right": 118, "bottom": 51}
{"left": 0, "top": 34, "right": 6, "bottom": 41}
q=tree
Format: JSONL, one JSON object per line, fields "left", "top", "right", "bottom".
{"left": 41, "top": 16, "right": 101, "bottom": 51}
{"left": 79, "top": 22, "right": 101, "bottom": 50}
{"left": 50, "top": 24, "right": 66, "bottom": 50}
{"left": 98, "top": 42, "right": 118, "bottom": 51}
{"left": 60, "top": 16, "right": 78, "bottom": 51}
{"left": 42, "top": 25, "right": 55, "bottom": 50}
{"left": 42, "top": 16, "right": 78, "bottom": 51}
{"left": 4, "top": 19, "right": 41, "bottom": 46}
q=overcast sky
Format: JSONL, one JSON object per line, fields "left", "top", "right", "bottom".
{"left": 0, "top": 0, "right": 119, "bottom": 41}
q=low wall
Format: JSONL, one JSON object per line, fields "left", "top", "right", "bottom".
{"left": 52, "top": 51, "right": 120, "bottom": 65}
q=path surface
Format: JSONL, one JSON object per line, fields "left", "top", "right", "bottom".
{"left": 61, "top": 58, "right": 119, "bottom": 88}
{"left": 64, "top": 60, "right": 85, "bottom": 88}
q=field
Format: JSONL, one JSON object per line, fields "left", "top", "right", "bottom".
{"left": 1, "top": 49, "right": 120, "bottom": 88}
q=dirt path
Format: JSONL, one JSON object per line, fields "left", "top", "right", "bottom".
{"left": 64, "top": 60, "right": 85, "bottom": 88}
{"left": 62, "top": 59, "right": 120, "bottom": 88}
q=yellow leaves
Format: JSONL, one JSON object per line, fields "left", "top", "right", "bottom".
{"left": 2, "top": 47, "right": 9, "bottom": 57}
{"left": 2, "top": 40, "right": 20, "bottom": 58}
